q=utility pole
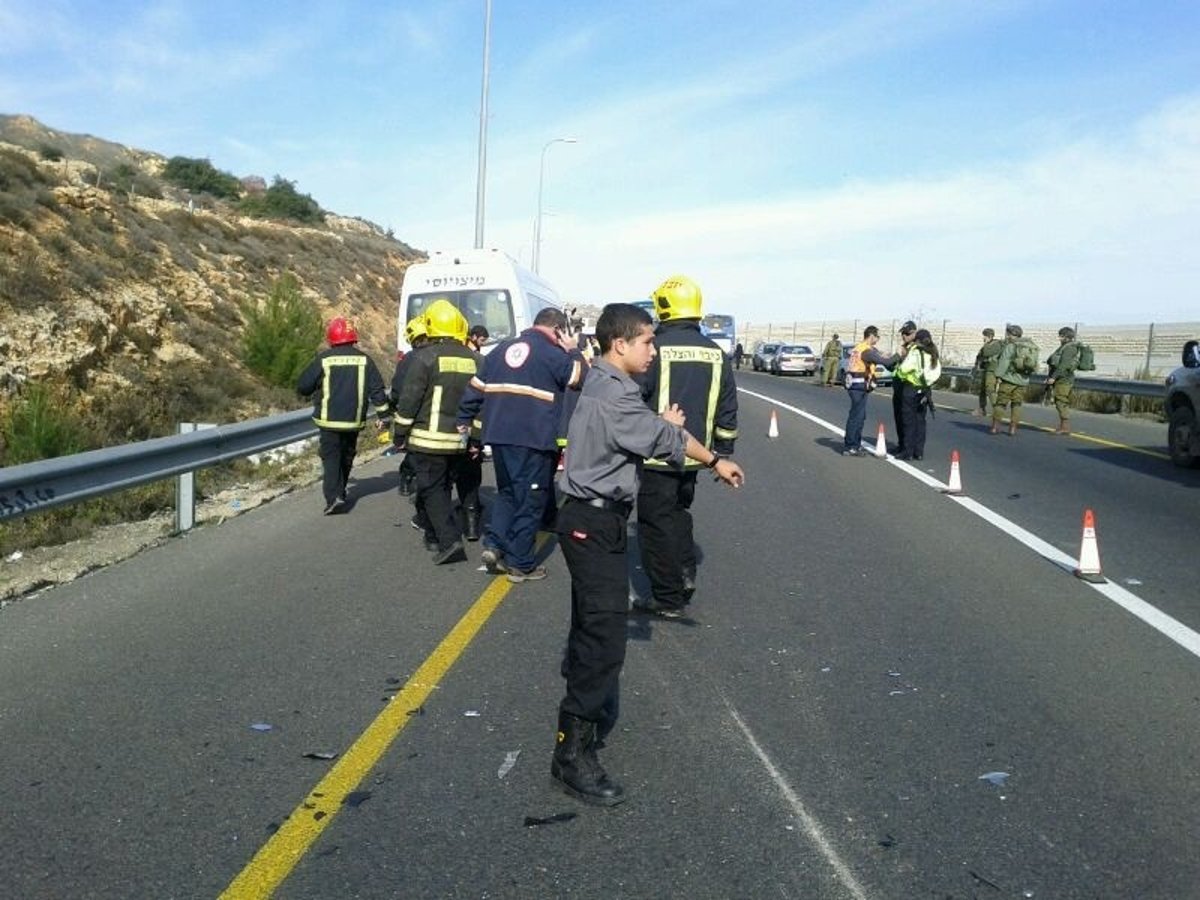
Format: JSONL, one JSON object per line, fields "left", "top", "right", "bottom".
{"left": 473, "top": 0, "right": 492, "bottom": 249}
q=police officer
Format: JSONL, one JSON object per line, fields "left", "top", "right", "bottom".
{"left": 457, "top": 307, "right": 586, "bottom": 582}
{"left": 297, "top": 317, "right": 390, "bottom": 515}
{"left": 551, "top": 303, "right": 745, "bottom": 806}
{"left": 821, "top": 333, "right": 842, "bottom": 386}
{"left": 392, "top": 300, "right": 480, "bottom": 564}
{"left": 635, "top": 275, "right": 738, "bottom": 616}
{"left": 971, "top": 327, "right": 1003, "bottom": 417}
{"left": 1047, "top": 326, "right": 1081, "bottom": 435}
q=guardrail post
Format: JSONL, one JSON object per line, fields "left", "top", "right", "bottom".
{"left": 175, "top": 423, "right": 216, "bottom": 533}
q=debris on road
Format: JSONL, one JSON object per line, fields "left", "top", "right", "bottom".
{"left": 249, "top": 722, "right": 274, "bottom": 732}
{"left": 497, "top": 749, "right": 521, "bottom": 779}
{"left": 978, "top": 771, "right": 1010, "bottom": 786}
{"left": 523, "top": 812, "right": 577, "bottom": 827}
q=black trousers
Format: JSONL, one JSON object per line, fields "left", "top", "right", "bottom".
{"left": 892, "top": 384, "right": 906, "bottom": 450}
{"left": 637, "top": 468, "right": 698, "bottom": 609}
{"left": 318, "top": 429, "right": 358, "bottom": 505}
{"left": 898, "top": 383, "right": 927, "bottom": 457}
{"left": 409, "top": 452, "right": 466, "bottom": 551}
{"left": 557, "top": 500, "right": 630, "bottom": 722}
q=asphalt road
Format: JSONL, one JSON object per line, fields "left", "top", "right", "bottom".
{"left": 1, "top": 371, "right": 1197, "bottom": 899}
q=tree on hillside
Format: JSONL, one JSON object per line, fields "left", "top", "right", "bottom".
{"left": 241, "top": 274, "right": 323, "bottom": 388}
{"left": 162, "top": 156, "right": 242, "bottom": 199}
{"left": 237, "top": 176, "right": 324, "bottom": 225}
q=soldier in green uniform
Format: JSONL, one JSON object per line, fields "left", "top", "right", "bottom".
{"left": 971, "top": 327, "right": 1003, "bottom": 416}
{"left": 990, "top": 324, "right": 1034, "bottom": 437}
{"left": 820, "top": 333, "right": 842, "bottom": 386}
{"left": 1046, "top": 326, "right": 1081, "bottom": 435}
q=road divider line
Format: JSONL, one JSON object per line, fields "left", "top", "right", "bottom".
{"left": 739, "top": 387, "right": 1200, "bottom": 662}
{"left": 724, "top": 697, "right": 871, "bottom": 900}
{"left": 220, "top": 573, "right": 515, "bottom": 899}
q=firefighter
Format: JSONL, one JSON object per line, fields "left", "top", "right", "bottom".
{"left": 297, "top": 317, "right": 391, "bottom": 515}
{"left": 391, "top": 316, "right": 429, "bottom": 499}
{"left": 392, "top": 300, "right": 480, "bottom": 564}
{"left": 634, "top": 275, "right": 738, "bottom": 617}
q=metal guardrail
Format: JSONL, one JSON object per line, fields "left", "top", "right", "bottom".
{"left": 941, "top": 367, "right": 1165, "bottom": 399}
{"left": 0, "top": 369, "right": 1167, "bottom": 525}
{"left": 0, "top": 409, "right": 316, "bottom": 523}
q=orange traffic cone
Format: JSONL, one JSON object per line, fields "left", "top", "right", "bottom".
{"left": 1073, "top": 508, "right": 1105, "bottom": 583}
{"left": 943, "top": 449, "right": 963, "bottom": 494}
{"left": 874, "top": 422, "right": 887, "bottom": 458}
{"left": 768, "top": 410, "right": 779, "bottom": 438}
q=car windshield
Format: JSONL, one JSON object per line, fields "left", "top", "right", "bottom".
{"left": 762, "top": 343, "right": 780, "bottom": 353}
{"left": 783, "top": 345, "right": 811, "bottom": 354}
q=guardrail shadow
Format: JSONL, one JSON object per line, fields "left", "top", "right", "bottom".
{"left": 1063, "top": 446, "right": 1200, "bottom": 489}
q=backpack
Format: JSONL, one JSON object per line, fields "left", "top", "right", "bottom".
{"left": 1013, "top": 339, "right": 1039, "bottom": 375}
{"left": 1076, "top": 342, "right": 1096, "bottom": 371}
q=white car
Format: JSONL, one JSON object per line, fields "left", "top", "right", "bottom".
{"left": 768, "top": 344, "right": 819, "bottom": 376}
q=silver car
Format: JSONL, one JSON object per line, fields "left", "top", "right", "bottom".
{"left": 769, "top": 344, "right": 819, "bottom": 376}
{"left": 752, "top": 341, "right": 781, "bottom": 371}
{"left": 1166, "top": 339, "right": 1200, "bottom": 467}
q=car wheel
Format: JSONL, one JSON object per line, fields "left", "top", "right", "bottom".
{"left": 1168, "top": 405, "right": 1200, "bottom": 468}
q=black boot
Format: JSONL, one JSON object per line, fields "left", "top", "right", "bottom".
{"left": 464, "top": 507, "right": 482, "bottom": 542}
{"left": 550, "top": 711, "right": 625, "bottom": 806}
{"left": 681, "top": 565, "right": 697, "bottom": 602}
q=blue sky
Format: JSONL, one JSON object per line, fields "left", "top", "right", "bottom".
{"left": 2, "top": 0, "right": 1198, "bottom": 324}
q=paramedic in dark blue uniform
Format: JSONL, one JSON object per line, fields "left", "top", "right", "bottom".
{"left": 635, "top": 275, "right": 738, "bottom": 616}
{"left": 456, "top": 307, "right": 586, "bottom": 583}
{"left": 551, "top": 303, "right": 745, "bottom": 806}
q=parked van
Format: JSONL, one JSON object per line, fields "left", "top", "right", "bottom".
{"left": 397, "top": 249, "right": 562, "bottom": 354}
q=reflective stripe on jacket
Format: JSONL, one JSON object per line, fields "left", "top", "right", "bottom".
{"left": 639, "top": 320, "right": 738, "bottom": 468}
{"left": 393, "top": 340, "right": 480, "bottom": 454}
{"left": 296, "top": 345, "right": 390, "bottom": 431}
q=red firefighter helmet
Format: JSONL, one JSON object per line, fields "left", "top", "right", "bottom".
{"left": 326, "top": 316, "right": 358, "bottom": 345}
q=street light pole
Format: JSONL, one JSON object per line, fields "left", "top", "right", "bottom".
{"left": 533, "top": 137, "right": 576, "bottom": 274}
{"left": 473, "top": 0, "right": 492, "bottom": 249}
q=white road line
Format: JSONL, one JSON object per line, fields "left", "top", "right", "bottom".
{"left": 739, "top": 387, "right": 1200, "bottom": 662}
{"left": 724, "top": 699, "right": 871, "bottom": 900}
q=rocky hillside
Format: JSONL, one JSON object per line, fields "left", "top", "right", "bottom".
{"left": 0, "top": 114, "right": 423, "bottom": 442}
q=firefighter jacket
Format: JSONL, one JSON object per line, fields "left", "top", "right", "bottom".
{"left": 296, "top": 345, "right": 390, "bottom": 431}
{"left": 638, "top": 319, "right": 738, "bottom": 468}
{"left": 393, "top": 339, "right": 481, "bottom": 454}
{"left": 456, "top": 327, "right": 586, "bottom": 451}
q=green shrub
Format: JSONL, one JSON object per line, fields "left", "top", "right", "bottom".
{"left": 0, "top": 382, "right": 88, "bottom": 466}
{"left": 162, "top": 156, "right": 241, "bottom": 199}
{"left": 38, "top": 143, "right": 65, "bottom": 162}
{"left": 241, "top": 274, "right": 323, "bottom": 388}
{"left": 237, "top": 176, "right": 324, "bottom": 224}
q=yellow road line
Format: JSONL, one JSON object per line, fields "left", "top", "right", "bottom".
{"left": 220, "top": 573, "right": 515, "bottom": 899}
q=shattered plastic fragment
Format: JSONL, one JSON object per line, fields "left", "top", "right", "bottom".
{"left": 1124, "top": 578, "right": 1142, "bottom": 586}
{"left": 497, "top": 750, "right": 521, "bottom": 779}
{"left": 303, "top": 751, "right": 338, "bottom": 761}
{"left": 250, "top": 722, "right": 273, "bottom": 732}
{"left": 523, "top": 812, "right": 577, "bottom": 827}
{"left": 979, "top": 771, "right": 1010, "bottom": 786}
{"left": 406, "top": 706, "right": 425, "bottom": 716}
{"left": 464, "top": 710, "right": 481, "bottom": 717}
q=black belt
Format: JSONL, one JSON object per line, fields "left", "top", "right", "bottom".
{"left": 569, "top": 496, "right": 632, "bottom": 515}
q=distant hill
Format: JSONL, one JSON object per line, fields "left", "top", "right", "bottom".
{"left": 0, "top": 113, "right": 423, "bottom": 446}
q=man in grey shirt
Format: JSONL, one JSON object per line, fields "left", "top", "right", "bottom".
{"left": 550, "top": 303, "right": 745, "bottom": 807}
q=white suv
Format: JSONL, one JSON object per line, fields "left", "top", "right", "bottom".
{"left": 1165, "top": 340, "right": 1200, "bottom": 467}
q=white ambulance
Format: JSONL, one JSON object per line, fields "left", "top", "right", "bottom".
{"left": 397, "top": 248, "right": 562, "bottom": 354}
